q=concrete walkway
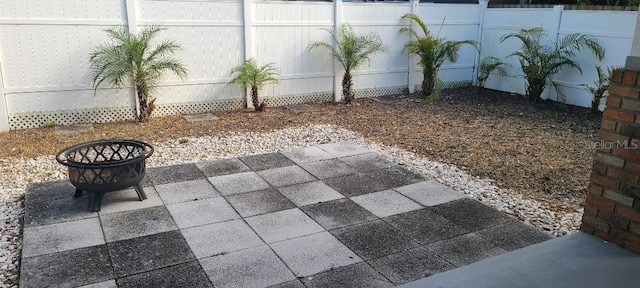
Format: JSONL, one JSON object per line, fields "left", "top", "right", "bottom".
{"left": 20, "top": 143, "right": 551, "bottom": 288}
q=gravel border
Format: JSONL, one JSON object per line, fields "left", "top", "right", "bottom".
{"left": 0, "top": 124, "right": 582, "bottom": 287}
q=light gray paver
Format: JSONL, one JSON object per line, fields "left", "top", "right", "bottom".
{"left": 208, "top": 171, "right": 271, "bottom": 195}
{"left": 299, "top": 159, "right": 358, "bottom": 179}
{"left": 395, "top": 180, "right": 466, "bottom": 206}
{"left": 270, "top": 232, "right": 362, "bottom": 277}
{"left": 98, "top": 186, "right": 163, "bottom": 215}
{"left": 317, "top": 142, "right": 370, "bottom": 158}
{"left": 225, "top": 189, "right": 295, "bottom": 217}
{"left": 182, "top": 219, "right": 264, "bottom": 259}
{"left": 78, "top": 280, "right": 117, "bottom": 288}
{"left": 101, "top": 206, "right": 177, "bottom": 242}
{"left": 257, "top": 166, "right": 316, "bottom": 187}
{"left": 156, "top": 179, "right": 220, "bottom": 205}
{"left": 281, "top": 146, "right": 335, "bottom": 163}
{"left": 277, "top": 181, "right": 344, "bottom": 206}
{"left": 245, "top": 208, "right": 325, "bottom": 243}
{"left": 200, "top": 245, "right": 296, "bottom": 288}
{"left": 350, "top": 190, "right": 423, "bottom": 218}
{"left": 183, "top": 112, "right": 219, "bottom": 122}
{"left": 22, "top": 218, "right": 104, "bottom": 258}
{"left": 166, "top": 197, "right": 239, "bottom": 229}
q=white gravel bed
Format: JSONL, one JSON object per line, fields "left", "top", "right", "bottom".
{"left": 0, "top": 124, "right": 582, "bottom": 287}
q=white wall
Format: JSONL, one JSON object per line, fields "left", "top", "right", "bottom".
{"left": 0, "top": 0, "right": 637, "bottom": 131}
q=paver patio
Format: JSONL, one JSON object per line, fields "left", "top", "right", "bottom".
{"left": 20, "top": 143, "right": 551, "bottom": 288}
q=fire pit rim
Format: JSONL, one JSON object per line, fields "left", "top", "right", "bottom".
{"left": 55, "top": 139, "right": 154, "bottom": 170}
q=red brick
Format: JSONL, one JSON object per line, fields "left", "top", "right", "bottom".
{"left": 611, "top": 227, "right": 640, "bottom": 244}
{"left": 623, "top": 70, "right": 639, "bottom": 85}
{"left": 584, "top": 204, "right": 599, "bottom": 217}
{"left": 587, "top": 183, "right": 604, "bottom": 196}
{"left": 621, "top": 98, "right": 640, "bottom": 111}
{"left": 611, "top": 69, "right": 625, "bottom": 84}
{"left": 613, "top": 147, "right": 640, "bottom": 162}
{"left": 621, "top": 183, "right": 640, "bottom": 198}
{"left": 603, "top": 108, "right": 636, "bottom": 122}
{"left": 598, "top": 210, "right": 630, "bottom": 229}
{"left": 583, "top": 214, "right": 611, "bottom": 233}
{"left": 580, "top": 223, "right": 597, "bottom": 234}
{"left": 617, "top": 122, "right": 640, "bottom": 138}
{"left": 616, "top": 205, "right": 640, "bottom": 222}
{"left": 624, "top": 242, "right": 640, "bottom": 254}
{"left": 599, "top": 130, "right": 630, "bottom": 144}
{"left": 586, "top": 194, "right": 616, "bottom": 212}
{"left": 630, "top": 223, "right": 640, "bottom": 235}
{"left": 606, "top": 168, "right": 639, "bottom": 184}
{"left": 589, "top": 174, "right": 620, "bottom": 190}
{"left": 592, "top": 162, "right": 608, "bottom": 176}
{"left": 608, "top": 85, "right": 640, "bottom": 99}
{"left": 626, "top": 161, "right": 640, "bottom": 173}
{"left": 606, "top": 96, "right": 622, "bottom": 108}
{"left": 595, "top": 231, "right": 626, "bottom": 246}
{"left": 595, "top": 152, "right": 625, "bottom": 168}
{"left": 601, "top": 119, "right": 617, "bottom": 131}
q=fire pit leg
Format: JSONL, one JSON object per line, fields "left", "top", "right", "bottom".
{"left": 87, "top": 191, "right": 106, "bottom": 212}
{"left": 73, "top": 189, "right": 84, "bottom": 198}
{"left": 133, "top": 184, "right": 147, "bottom": 200}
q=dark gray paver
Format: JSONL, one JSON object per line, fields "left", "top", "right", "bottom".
{"left": 208, "top": 171, "right": 271, "bottom": 195}
{"left": 257, "top": 165, "right": 317, "bottom": 187}
{"left": 339, "top": 153, "right": 397, "bottom": 172}
{"left": 302, "top": 262, "right": 394, "bottom": 288}
{"left": 116, "top": 261, "right": 212, "bottom": 288}
{"left": 155, "top": 179, "right": 220, "bottom": 204}
{"left": 277, "top": 181, "right": 343, "bottom": 206}
{"left": 24, "top": 181, "right": 76, "bottom": 200}
{"left": 385, "top": 208, "right": 468, "bottom": 245}
{"left": 22, "top": 218, "right": 104, "bottom": 258}
{"left": 268, "top": 280, "right": 306, "bottom": 288}
{"left": 196, "top": 158, "right": 251, "bottom": 177}
{"left": 54, "top": 123, "right": 94, "bottom": 134}
{"left": 147, "top": 163, "right": 205, "bottom": 185}
{"left": 166, "top": 197, "right": 239, "bottom": 228}
{"left": 430, "top": 198, "right": 513, "bottom": 231}
{"left": 423, "top": 233, "right": 508, "bottom": 267}
{"left": 301, "top": 198, "right": 378, "bottom": 230}
{"left": 284, "top": 103, "right": 312, "bottom": 113}
{"left": 239, "top": 152, "right": 295, "bottom": 171}
{"left": 368, "top": 247, "right": 454, "bottom": 285}
{"left": 394, "top": 180, "right": 466, "bottom": 206}
{"left": 23, "top": 189, "right": 95, "bottom": 228}
{"left": 182, "top": 112, "right": 219, "bottom": 122}
{"left": 317, "top": 142, "right": 371, "bottom": 158}
{"left": 299, "top": 158, "right": 358, "bottom": 179}
{"left": 225, "top": 188, "right": 295, "bottom": 217}
{"left": 270, "top": 232, "right": 362, "bottom": 277}
{"left": 400, "top": 232, "right": 640, "bottom": 288}
{"left": 367, "top": 166, "right": 425, "bottom": 189}
{"left": 282, "top": 146, "right": 335, "bottom": 163}
{"left": 476, "top": 220, "right": 552, "bottom": 251}
{"left": 245, "top": 208, "right": 324, "bottom": 243}
{"left": 98, "top": 186, "right": 163, "bottom": 215}
{"left": 323, "top": 173, "right": 387, "bottom": 197}
{"left": 107, "top": 230, "right": 195, "bottom": 278}
{"left": 201, "top": 245, "right": 296, "bottom": 288}
{"left": 182, "top": 219, "right": 264, "bottom": 259}
{"left": 20, "top": 245, "right": 113, "bottom": 288}
{"left": 79, "top": 280, "right": 117, "bottom": 288}
{"left": 331, "top": 220, "right": 419, "bottom": 260}
{"left": 101, "top": 206, "right": 177, "bottom": 242}
{"left": 350, "top": 190, "right": 423, "bottom": 218}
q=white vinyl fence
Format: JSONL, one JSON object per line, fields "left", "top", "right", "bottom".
{"left": 0, "top": 0, "right": 636, "bottom": 131}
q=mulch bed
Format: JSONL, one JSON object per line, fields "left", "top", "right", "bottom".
{"left": 0, "top": 87, "right": 601, "bottom": 211}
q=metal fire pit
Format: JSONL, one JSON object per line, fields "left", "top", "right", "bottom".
{"left": 56, "top": 139, "right": 154, "bottom": 212}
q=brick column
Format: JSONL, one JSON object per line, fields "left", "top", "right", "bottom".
{"left": 581, "top": 69, "right": 640, "bottom": 254}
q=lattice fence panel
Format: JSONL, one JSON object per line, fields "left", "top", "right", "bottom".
{"left": 154, "top": 100, "right": 245, "bottom": 117}
{"left": 354, "top": 86, "right": 409, "bottom": 99}
{"left": 263, "top": 92, "right": 333, "bottom": 107}
{"left": 413, "top": 80, "right": 473, "bottom": 93}
{"left": 9, "top": 107, "right": 136, "bottom": 130}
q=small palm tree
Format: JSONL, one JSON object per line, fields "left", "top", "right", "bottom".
{"left": 477, "top": 56, "right": 509, "bottom": 95}
{"left": 230, "top": 59, "right": 280, "bottom": 112}
{"left": 308, "top": 24, "right": 389, "bottom": 105}
{"left": 500, "top": 27, "right": 604, "bottom": 103}
{"left": 401, "top": 14, "right": 478, "bottom": 99}
{"left": 581, "top": 66, "right": 616, "bottom": 113}
{"left": 90, "top": 25, "right": 187, "bottom": 122}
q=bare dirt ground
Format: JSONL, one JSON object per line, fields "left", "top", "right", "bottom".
{"left": 0, "top": 87, "right": 601, "bottom": 212}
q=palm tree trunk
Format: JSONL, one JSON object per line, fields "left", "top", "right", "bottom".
{"left": 136, "top": 84, "right": 154, "bottom": 122}
{"left": 251, "top": 86, "right": 264, "bottom": 111}
{"left": 342, "top": 72, "right": 354, "bottom": 104}
{"left": 422, "top": 69, "right": 435, "bottom": 98}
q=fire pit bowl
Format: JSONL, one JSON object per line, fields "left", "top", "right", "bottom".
{"left": 56, "top": 139, "right": 154, "bottom": 212}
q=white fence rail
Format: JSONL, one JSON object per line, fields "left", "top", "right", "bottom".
{"left": 0, "top": 0, "right": 636, "bottom": 131}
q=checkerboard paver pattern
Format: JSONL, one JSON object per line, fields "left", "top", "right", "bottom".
{"left": 20, "top": 142, "right": 552, "bottom": 288}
